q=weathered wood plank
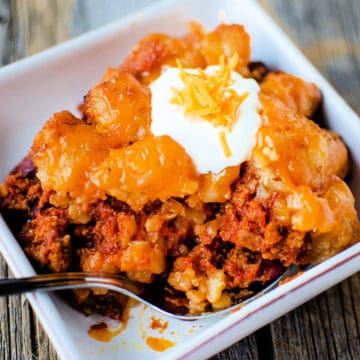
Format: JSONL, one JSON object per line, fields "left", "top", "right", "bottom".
{"left": 71, "top": 0, "right": 156, "bottom": 36}
{"left": 260, "top": 0, "right": 360, "bottom": 112}
{"left": 258, "top": 0, "right": 360, "bottom": 359}
{"left": 0, "top": 0, "right": 37, "bottom": 359}
{"left": 270, "top": 275, "right": 360, "bottom": 360}
{"left": 213, "top": 331, "right": 260, "bottom": 360}
{"left": 219, "top": 1, "right": 360, "bottom": 359}
{"left": 14, "top": 0, "right": 73, "bottom": 56}
{"left": 32, "top": 312, "right": 58, "bottom": 360}
{"left": 8, "top": 294, "right": 34, "bottom": 360}
{"left": 0, "top": 255, "right": 10, "bottom": 360}
{"left": 0, "top": 0, "right": 24, "bottom": 65}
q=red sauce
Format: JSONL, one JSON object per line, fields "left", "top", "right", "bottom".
{"left": 149, "top": 317, "right": 168, "bottom": 334}
{"left": 88, "top": 322, "right": 125, "bottom": 343}
{"left": 145, "top": 336, "right": 176, "bottom": 352}
{"left": 87, "top": 299, "right": 131, "bottom": 342}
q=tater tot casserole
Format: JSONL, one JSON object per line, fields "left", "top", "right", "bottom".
{"left": 1, "top": 22, "right": 359, "bottom": 319}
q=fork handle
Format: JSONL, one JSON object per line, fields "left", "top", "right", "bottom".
{"left": 0, "top": 272, "right": 144, "bottom": 297}
{"left": 0, "top": 273, "right": 90, "bottom": 295}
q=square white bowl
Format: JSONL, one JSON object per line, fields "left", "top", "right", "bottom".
{"left": 0, "top": 0, "right": 360, "bottom": 359}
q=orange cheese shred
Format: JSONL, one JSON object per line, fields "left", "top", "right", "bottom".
{"left": 218, "top": 131, "right": 232, "bottom": 157}
{"left": 171, "top": 53, "right": 249, "bottom": 156}
{"left": 171, "top": 53, "right": 247, "bottom": 129}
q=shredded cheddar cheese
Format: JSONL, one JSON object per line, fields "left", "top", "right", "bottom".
{"left": 171, "top": 53, "right": 248, "bottom": 129}
{"left": 171, "top": 53, "right": 249, "bottom": 156}
{"left": 218, "top": 131, "right": 232, "bottom": 157}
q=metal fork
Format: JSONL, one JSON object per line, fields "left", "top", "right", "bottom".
{"left": 0, "top": 270, "right": 288, "bottom": 320}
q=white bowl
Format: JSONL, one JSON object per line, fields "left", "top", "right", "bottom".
{"left": 0, "top": 0, "right": 360, "bottom": 359}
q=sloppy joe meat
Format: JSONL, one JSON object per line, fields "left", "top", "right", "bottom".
{"left": 0, "top": 22, "right": 359, "bottom": 318}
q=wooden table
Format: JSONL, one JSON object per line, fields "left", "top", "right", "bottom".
{"left": 1, "top": 0, "right": 359, "bottom": 359}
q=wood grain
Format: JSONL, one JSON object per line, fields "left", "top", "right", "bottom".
{"left": 0, "top": 0, "right": 359, "bottom": 359}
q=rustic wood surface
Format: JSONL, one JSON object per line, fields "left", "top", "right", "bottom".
{"left": 0, "top": 0, "right": 359, "bottom": 359}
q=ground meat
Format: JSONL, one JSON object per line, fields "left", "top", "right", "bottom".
{"left": 87, "top": 202, "right": 137, "bottom": 255}
{"left": 0, "top": 158, "right": 297, "bottom": 315}
{"left": 223, "top": 249, "right": 265, "bottom": 288}
{"left": 0, "top": 154, "right": 352, "bottom": 316}
{"left": 19, "top": 207, "right": 71, "bottom": 272}
{"left": 1, "top": 22, "right": 358, "bottom": 319}
{"left": 220, "top": 164, "right": 308, "bottom": 266}
{"left": 0, "top": 172, "right": 40, "bottom": 212}
{"left": 70, "top": 288, "right": 128, "bottom": 321}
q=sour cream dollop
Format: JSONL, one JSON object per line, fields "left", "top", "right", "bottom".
{"left": 150, "top": 65, "right": 261, "bottom": 174}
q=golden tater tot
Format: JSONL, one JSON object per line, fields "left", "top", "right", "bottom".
{"left": 83, "top": 69, "right": 151, "bottom": 145}
{"left": 260, "top": 71, "right": 322, "bottom": 117}
{"left": 121, "top": 33, "right": 205, "bottom": 83}
{"left": 200, "top": 24, "right": 251, "bottom": 74}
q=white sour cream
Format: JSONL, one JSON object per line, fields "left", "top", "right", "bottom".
{"left": 150, "top": 66, "right": 261, "bottom": 174}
